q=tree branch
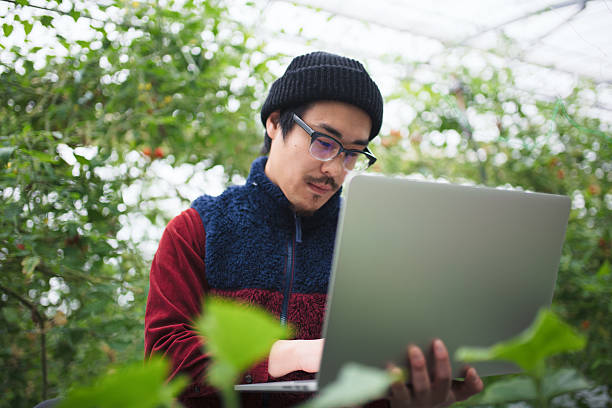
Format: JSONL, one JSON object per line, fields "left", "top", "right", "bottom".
{"left": 0, "top": 283, "right": 48, "bottom": 400}
{"left": 2, "top": 0, "right": 105, "bottom": 25}
{"left": 0, "top": 0, "right": 138, "bottom": 30}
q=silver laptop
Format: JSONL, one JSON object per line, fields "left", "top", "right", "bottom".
{"left": 236, "top": 174, "right": 571, "bottom": 392}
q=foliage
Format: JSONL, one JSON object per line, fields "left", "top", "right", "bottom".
{"left": 48, "top": 298, "right": 395, "bottom": 408}
{"left": 300, "top": 363, "right": 396, "bottom": 408}
{"left": 456, "top": 309, "right": 586, "bottom": 376}
{"left": 455, "top": 309, "right": 591, "bottom": 407}
{"left": 463, "top": 370, "right": 590, "bottom": 406}
{"left": 0, "top": 131, "right": 147, "bottom": 407}
{"left": 195, "top": 297, "right": 291, "bottom": 408}
{"left": 39, "top": 299, "right": 290, "bottom": 408}
{"left": 57, "top": 357, "right": 187, "bottom": 408}
{"left": 372, "top": 59, "right": 612, "bottom": 388}
{"left": 2, "top": 0, "right": 611, "bottom": 405}
{"left": 0, "top": 0, "right": 273, "bottom": 406}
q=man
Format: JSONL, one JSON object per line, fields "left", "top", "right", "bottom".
{"left": 145, "top": 51, "right": 483, "bottom": 407}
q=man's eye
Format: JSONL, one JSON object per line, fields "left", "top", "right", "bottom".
{"left": 316, "top": 139, "right": 334, "bottom": 149}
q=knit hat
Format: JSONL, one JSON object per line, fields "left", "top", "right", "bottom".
{"left": 260, "top": 51, "right": 383, "bottom": 140}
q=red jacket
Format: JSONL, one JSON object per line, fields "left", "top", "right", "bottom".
{"left": 145, "top": 209, "right": 322, "bottom": 407}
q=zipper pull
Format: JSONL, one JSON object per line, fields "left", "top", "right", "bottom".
{"left": 294, "top": 213, "right": 302, "bottom": 243}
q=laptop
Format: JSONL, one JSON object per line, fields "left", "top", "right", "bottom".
{"left": 235, "top": 173, "right": 571, "bottom": 392}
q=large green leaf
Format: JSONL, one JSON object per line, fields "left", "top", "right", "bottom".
{"left": 196, "top": 297, "right": 291, "bottom": 383}
{"left": 459, "top": 369, "right": 591, "bottom": 406}
{"left": 58, "top": 357, "right": 187, "bottom": 408}
{"left": 466, "top": 376, "right": 537, "bottom": 405}
{"left": 300, "top": 363, "right": 396, "bottom": 408}
{"left": 541, "top": 368, "right": 591, "bottom": 399}
{"left": 196, "top": 297, "right": 291, "bottom": 408}
{"left": 455, "top": 309, "right": 586, "bottom": 375}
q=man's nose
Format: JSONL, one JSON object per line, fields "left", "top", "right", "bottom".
{"left": 321, "top": 153, "right": 346, "bottom": 178}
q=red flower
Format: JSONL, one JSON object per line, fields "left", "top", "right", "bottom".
{"left": 142, "top": 147, "right": 152, "bottom": 157}
{"left": 154, "top": 147, "right": 164, "bottom": 159}
{"left": 16, "top": 243, "right": 25, "bottom": 250}
{"left": 588, "top": 184, "right": 601, "bottom": 196}
{"left": 581, "top": 320, "right": 590, "bottom": 330}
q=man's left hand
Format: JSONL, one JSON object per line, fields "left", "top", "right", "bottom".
{"left": 388, "top": 339, "right": 483, "bottom": 407}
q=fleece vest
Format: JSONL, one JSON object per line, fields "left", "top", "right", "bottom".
{"left": 191, "top": 156, "right": 340, "bottom": 336}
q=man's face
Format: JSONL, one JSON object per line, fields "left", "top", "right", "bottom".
{"left": 265, "top": 100, "right": 372, "bottom": 215}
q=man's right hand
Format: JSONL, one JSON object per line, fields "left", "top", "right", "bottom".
{"left": 268, "top": 339, "right": 325, "bottom": 378}
{"left": 388, "top": 340, "right": 483, "bottom": 407}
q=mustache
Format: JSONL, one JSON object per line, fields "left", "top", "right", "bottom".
{"left": 304, "top": 175, "right": 339, "bottom": 191}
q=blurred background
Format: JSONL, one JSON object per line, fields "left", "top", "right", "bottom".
{"left": 1, "top": 0, "right": 611, "bottom": 406}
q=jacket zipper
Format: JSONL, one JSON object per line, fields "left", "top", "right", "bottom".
{"left": 280, "top": 214, "right": 302, "bottom": 326}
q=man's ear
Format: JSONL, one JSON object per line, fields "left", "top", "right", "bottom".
{"left": 265, "top": 111, "right": 282, "bottom": 140}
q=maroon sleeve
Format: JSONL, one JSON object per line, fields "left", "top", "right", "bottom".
{"left": 144, "top": 208, "right": 270, "bottom": 400}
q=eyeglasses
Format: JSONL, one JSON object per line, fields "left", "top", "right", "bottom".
{"left": 292, "top": 113, "right": 377, "bottom": 171}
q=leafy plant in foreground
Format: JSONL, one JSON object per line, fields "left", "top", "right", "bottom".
{"left": 455, "top": 309, "right": 591, "bottom": 407}
{"left": 300, "top": 363, "right": 396, "bottom": 408}
{"left": 195, "top": 297, "right": 292, "bottom": 408}
{"left": 51, "top": 304, "right": 590, "bottom": 408}
{"left": 57, "top": 357, "right": 187, "bottom": 408}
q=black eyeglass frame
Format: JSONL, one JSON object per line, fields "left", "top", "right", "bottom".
{"left": 292, "top": 113, "right": 377, "bottom": 170}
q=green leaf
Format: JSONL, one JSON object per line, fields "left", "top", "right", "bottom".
{"left": 541, "top": 368, "right": 591, "bottom": 399}
{"left": 16, "top": 0, "right": 28, "bottom": 5}
{"left": 69, "top": 9, "right": 81, "bottom": 22}
{"left": 468, "top": 376, "right": 537, "bottom": 405}
{"left": 2, "top": 23, "right": 13, "bottom": 37}
{"left": 58, "top": 357, "right": 188, "bottom": 408}
{"left": 455, "top": 309, "right": 586, "bottom": 376}
{"left": 196, "top": 297, "right": 291, "bottom": 386}
{"left": 22, "top": 256, "right": 41, "bottom": 280}
{"left": 40, "top": 15, "right": 53, "bottom": 27}
{"left": 0, "top": 146, "right": 16, "bottom": 166}
{"left": 22, "top": 148, "right": 58, "bottom": 163}
{"left": 597, "top": 260, "right": 610, "bottom": 277}
{"left": 23, "top": 20, "right": 33, "bottom": 35}
{"left": 208, "top": 360, "right": 237, "bottom": 389}
{"left": 209, "top": 361, "right": 240, "bottom": 408}
{"left": 74, "top": 152, "right": 90, "bottom": 165}
{"left": 300, "top": 363, "right": 396, "bottom": 408}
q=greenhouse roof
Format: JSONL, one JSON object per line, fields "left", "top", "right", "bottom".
{"left": 249, "top": 0, "right": 612, "bottom": 114}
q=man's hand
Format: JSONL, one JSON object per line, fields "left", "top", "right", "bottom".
{"left": 268, "top": 339, "right": 324, "bottom": 378}
{"left": 388, "top": 339, "right": 483, "bottom": 408}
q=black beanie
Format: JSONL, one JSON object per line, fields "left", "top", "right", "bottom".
{"left": 260, "top": 51, "right": 383, "bottom": 140}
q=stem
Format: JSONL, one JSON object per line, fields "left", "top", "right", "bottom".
{"left": 534, "top": 376, "right": 549, "bottom": 408}
{"left": 221, "top": 386, "right": 239, "bottom": 408}
{"left": 0, "top": 284, "right": 48, "bottom": 400}
{"left": 40, "top": 322, "right": 48, "bottom": 400}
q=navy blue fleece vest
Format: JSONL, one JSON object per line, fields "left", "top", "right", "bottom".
{"left": 191, "top": 157, "right": 340, "bottom": 302}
